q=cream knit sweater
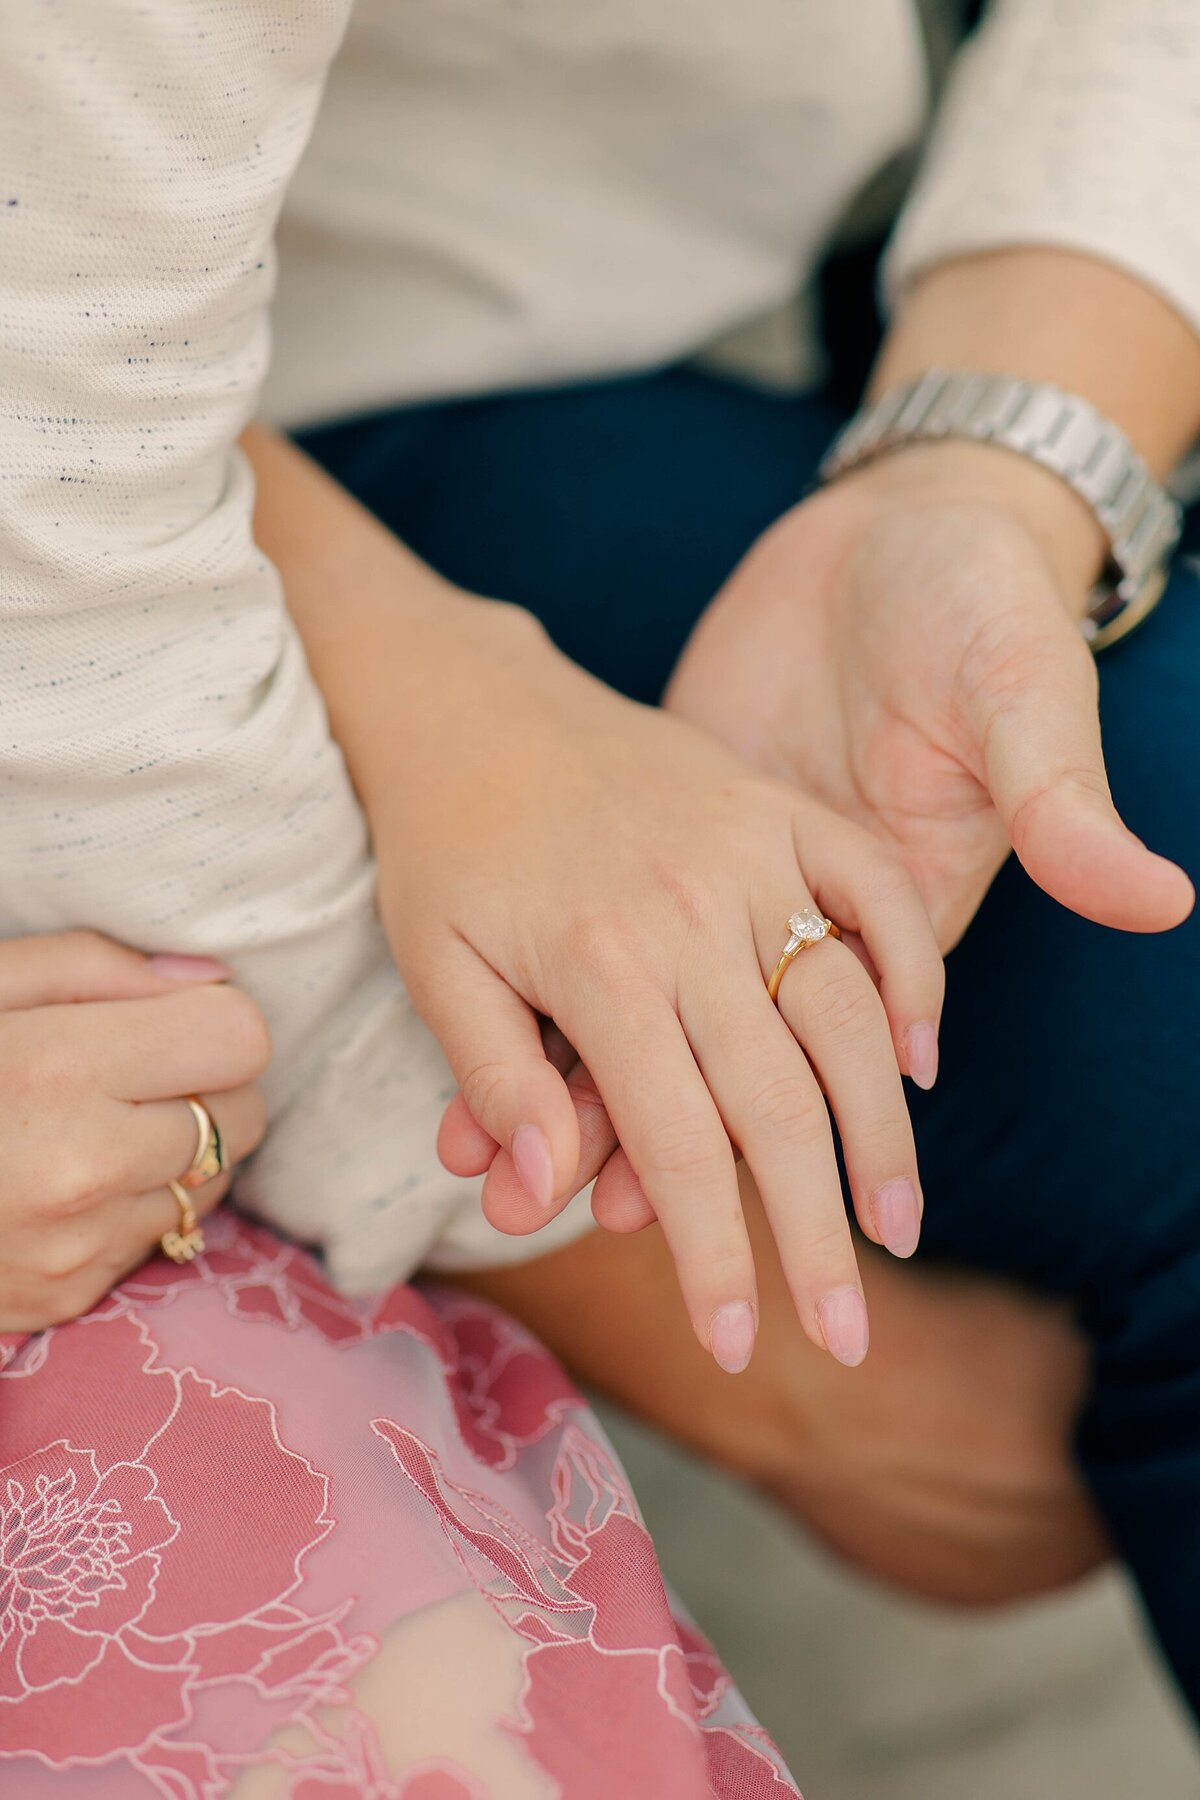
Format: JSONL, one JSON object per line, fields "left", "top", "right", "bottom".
{"left": 2, "top": 1, "right": 1197, "bottom": 1289}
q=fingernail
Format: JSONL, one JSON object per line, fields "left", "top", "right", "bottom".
{"left": 147, "top": 954, "right": 232, "bottom": 984}
{"left": 905, "top": 1020, "right": 939, "bottom": 1091}
{"left": 511, "top": 1124, "right": 555, "bottom": 1210}
{"left": 871, "top": 1177, "right": 922, "bottom": 1259}
{"left": 817, "top": 1287, "right": 870, "bottom": 1367}
{"left": 710, "top": 1302, "right": 757, "bottom": 1374}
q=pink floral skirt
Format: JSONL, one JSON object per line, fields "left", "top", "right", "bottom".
{"left": 0, "top": 1212, "right": 800, "bottom": 1797}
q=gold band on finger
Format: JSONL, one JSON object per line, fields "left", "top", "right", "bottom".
{"left": 179, "top": 1095, "right": 225, "bottom": 1189}
{"left": 767, "top": 908, "right": 841, "bottom": 1005}
{"left": 161, "top": 1180, "right": 206, "bottom": 1264}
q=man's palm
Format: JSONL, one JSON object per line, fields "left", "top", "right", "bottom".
{"left": 668, "top": 487, "right": 1192, "bottom": 951}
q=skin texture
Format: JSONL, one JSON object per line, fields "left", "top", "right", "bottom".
{"left": 0, "top": 933, "right": 270, "bottom": 1332}
{"left": 243, "top": 415, "right": 1104, "bottom": 1604}
{"left": 666, "top": 448, "right": 1191, "bottom": 956}
{"left": 259, "top": 246, "right": 1198, "bottom": 1601}
{"left": 442, "top": 253, "right": 1200, "bottom": 1267}
{"left": 248, "top": 425, "right": 946, "bottom": 1373}
{"left": 437, "top": 250, "right": 1200, "bottom": 1600}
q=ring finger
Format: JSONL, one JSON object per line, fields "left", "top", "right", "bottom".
{"left": 83, "top": 1162, "right": 236, "bottom": 1294}
{"left": 755, "top": 909, "right": 923, "bottom": 1264}
{"left": 103, "top": 1084, "right": 267, "bottom": 1199}
{"left": 135, "top": 1160, "right": 232, "bottom": 1257}
{"left": 681, "top": 935, "right": 867, "bottom": 1367}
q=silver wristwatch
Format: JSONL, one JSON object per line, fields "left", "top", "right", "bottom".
{"left": 819, "top": 370, "right": 1182, "bottom": 650}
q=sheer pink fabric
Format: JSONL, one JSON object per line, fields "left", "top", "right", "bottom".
{"left": 0, "top": 1212, "right": 800, "bottom": 1796}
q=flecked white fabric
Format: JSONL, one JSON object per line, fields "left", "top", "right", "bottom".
{"left": 263, "top": 0, "right": 926, "bottom": 423}
{"left": 886, "top": 0, "right": 1200, "bottom": 323}
{"left": 1, "top": 1, "right": 1196, "bottom": 1291}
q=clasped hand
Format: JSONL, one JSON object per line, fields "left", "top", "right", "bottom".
{"left": 378, "top": 602, "right": 943, "bottom": 1374}
{"left": 0, "top": 933, "right": 269, "bottom": 1333}
{"left": 427, "top": 444, "right": 1191, "bottom": 1375}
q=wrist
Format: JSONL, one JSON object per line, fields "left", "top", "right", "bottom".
{"left": 835, "top": 438, "right": 1107, "bottom": 620}
{"left": 341, "top": 589, "right": 554, "bottom": 831}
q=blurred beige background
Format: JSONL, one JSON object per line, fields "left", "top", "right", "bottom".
{"left": 598, "top": 1402, "right": 1200, "bottom": 1800}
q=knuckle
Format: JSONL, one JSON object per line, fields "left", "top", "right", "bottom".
{"left": 37, "top": 1227, "right": 102, "bottom": 1283}
{"left": 649, "top": 861, "right": 719, "bottom": 940}
{"left": 745, "top": 1072, "right": 822, "bottom": 1138}
{"left": 564, "top": 911, "right": 643, "bottom": 985}
{"left": 209, "top": 986, "right": 272, "bottom": 1076}
{"left": 804, "top": 969, "right": 879, "bottom": 1044}
{"left": 799, "top": 1214, "right": 858, "bottom": 1270}
{"left": 697, "top": 1240, "right": 755, "bottom": 1288}
{"left": 41, "top": 1148, "right": 111, "bottom": 1218}
{"left": 1007, "top": 764, "right": 1111, "bottom": 858}
{"left": 862, "top": 853, "right": 918, "bottom": 913}
{"left": 854, "top": 1114, "right": 911, "bottom": 1165}
{"left": 459, "top": 1058, "right": 520, "bottom": 1131}
{"left": 640, "top": 1112, "right": 723, "bottom": 1186}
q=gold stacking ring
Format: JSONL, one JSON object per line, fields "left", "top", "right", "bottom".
{"left": 767, "top": 907, "right": 841, "bottom": 1005}
{"left": 179, "top": 1095, "right": 225, "bottom": 1189}
{"left": 162, "top": 1180, "right": 206, "bottom": 1264}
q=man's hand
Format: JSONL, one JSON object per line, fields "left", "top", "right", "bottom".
{"left": 666, "top": 440, "right": 1194, "bottom": 954}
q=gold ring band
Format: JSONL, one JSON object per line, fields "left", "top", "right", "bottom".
{"left": 161, "top": 1179, "right": 206, "bottom": 1264}
{"left": 179, "top": 1095, "right": 225, "bottom": 1189}
{"left": 767, "top": 908, "right": 841, "bottom": 1004}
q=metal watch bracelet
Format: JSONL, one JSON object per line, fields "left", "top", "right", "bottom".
{"left": 818, "top": 370, "right": 1182, "bottom": 651}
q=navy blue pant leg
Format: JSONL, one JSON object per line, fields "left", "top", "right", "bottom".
{"left": 298, "top": 372, "right": 844, "bottom": 705}
{"left": 299, "top": 370, "right": 1200, "bottom": 1714}
{"left": 917, "top": 576, "right": 1200, "bottom": 1709}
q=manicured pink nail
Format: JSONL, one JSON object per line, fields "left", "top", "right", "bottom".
{"left": 871, "top": 1178, "right": 922, "bottom": 1259}
{"left": 511, "top": 1124, "right": 555, "bottom": 1210}
{"left": 817, "top": 1287, "right": 870, "bottom": 1367}
{"left": 905, "top": 1020, "right": 939, "bottom": 1091}
{"left": 147, "top": 953, "right": 232, "bottom": 984}
{"left": 710, "top": 1302, "right": 757, "bottom": 1374}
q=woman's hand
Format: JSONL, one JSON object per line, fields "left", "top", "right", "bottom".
{"left": 667, "top": 440, "right": 1195, "bottom": 953}
{"left": 0, "top": 932, "right": 270, "bottom": 1333}
{"left": 244, "top": 424, "right": 943, "bottom": 1372}
{"left": 372, "top": 601, "right": 944, "bottom": 1372}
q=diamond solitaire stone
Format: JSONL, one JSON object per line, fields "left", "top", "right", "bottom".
{"left": 786, "top": 908, "right": 828, "bottom": 950}
{"left": 768, "top": 906, "right": 838, "bottom": 1002}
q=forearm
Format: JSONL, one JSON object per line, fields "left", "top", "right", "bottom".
{"left": 243, "top": 425, "right": 535, "bottom": 832}
{"left": 874, "top": 250, "right": 1200, "bottom": 476}
{"left": 864, "top": 249, "right": 1200, "bottom": 607}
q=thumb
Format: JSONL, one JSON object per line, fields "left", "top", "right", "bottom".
{"left": 965, "top": 610, "right": 1193, "bottom": 933}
